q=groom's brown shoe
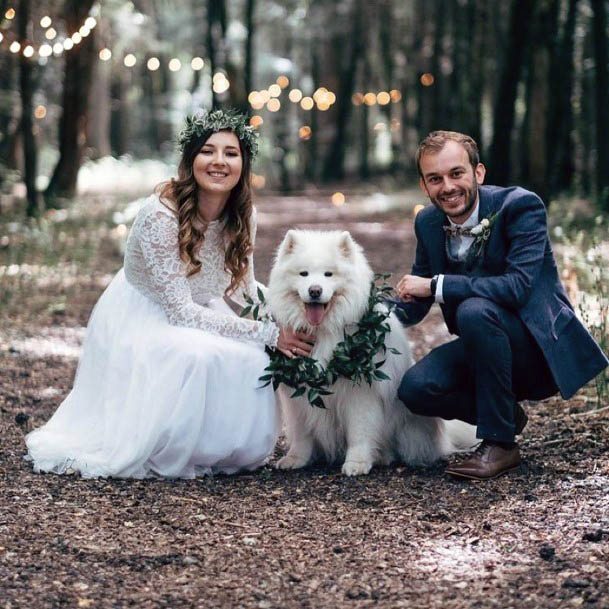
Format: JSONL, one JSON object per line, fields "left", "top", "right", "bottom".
{"left": 446, "top": 441, "right": 521, "bottom": 480}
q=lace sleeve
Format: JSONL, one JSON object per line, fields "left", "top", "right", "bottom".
{"left": 137, "top": 209, "right": 279, "bottom": 346}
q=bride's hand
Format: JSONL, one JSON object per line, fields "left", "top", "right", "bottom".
{"left": 277, "top": 327, "right": 315, "bottom": 358}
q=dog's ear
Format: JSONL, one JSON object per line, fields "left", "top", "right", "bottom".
{"left": 338, "top": 231, "right": 355, "bottom": 259}
{"left": 277, "top": 230, "right": 298, "bottom": 257}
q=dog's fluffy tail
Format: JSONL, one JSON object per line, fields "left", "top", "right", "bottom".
{"left": 442, "top": 420, "right": 478, "bottom": 454}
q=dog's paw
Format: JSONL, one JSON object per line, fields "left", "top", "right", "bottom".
{"left": 342, "top": 460, "right": 373, "bottom": 476}
{"left": 276, "top": 454, "right": 309, "bottom": 470}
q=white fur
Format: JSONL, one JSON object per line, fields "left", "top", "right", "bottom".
{"left": 267, "top": 229, "right": 476, "bottom": 476}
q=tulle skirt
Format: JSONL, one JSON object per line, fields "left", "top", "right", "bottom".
{"left": 25, "top": 270, "right": 278, "bottom": 479}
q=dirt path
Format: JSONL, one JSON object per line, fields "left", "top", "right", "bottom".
{"left": 1, "top": 192, "right": 608, "bottom": 608}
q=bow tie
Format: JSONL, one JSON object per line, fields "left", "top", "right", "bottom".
{"left": 443, "top": 225, "right": 474, "bottom": 238}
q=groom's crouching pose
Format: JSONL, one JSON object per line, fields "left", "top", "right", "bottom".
{"left": 393, "top": 130, "right": 608, "bottom": 480}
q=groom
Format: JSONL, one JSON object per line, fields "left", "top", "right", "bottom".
{"left": 393, "top": 130, "right": 608, "bottom": 480}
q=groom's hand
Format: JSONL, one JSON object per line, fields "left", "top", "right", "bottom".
{"left": 277, "top": 327, "right": 315, "bottom": 359}
{"left": 396, "top": 274, "right": 432, "bottom": 302}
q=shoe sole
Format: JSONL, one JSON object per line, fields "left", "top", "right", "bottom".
{"left": 445, "top": 464, "right": 522, "bottom": 481}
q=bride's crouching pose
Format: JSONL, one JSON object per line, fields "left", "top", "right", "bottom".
{"left": 26, "top": 109, "right": 311, "bottom": 479}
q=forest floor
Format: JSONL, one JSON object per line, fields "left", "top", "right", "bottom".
{"left": 0, "top": 190, "right": 608, "bottom": 609}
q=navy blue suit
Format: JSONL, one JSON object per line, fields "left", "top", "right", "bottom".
{"left": 394, "top": 185, "right": 608, "bottom": 441}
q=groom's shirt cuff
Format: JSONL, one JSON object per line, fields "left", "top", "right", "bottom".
{"left": 435, "top": 274, "right": 445, "bottom": 304}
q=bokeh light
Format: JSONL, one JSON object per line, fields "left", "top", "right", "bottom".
{"left": 331, "top": 192, "right": 346, "bottom": 206}
{"left": 300, "top": 97, "right": 314, "bottom": 110}
{"left": 420, "top": 73, "right": 435, "bottom": 86}
{"left": 298, "top": 126, "right": 312, "bottom": 140}
{"left": 289, "top": 89, "right": 303, "bottom": 103}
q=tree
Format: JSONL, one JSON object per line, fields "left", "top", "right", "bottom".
{"left": 488, "top": 0, "right": 537, "bottom": 186}
{"left": 592, "top": 0, "right": 609, "bottom": 210}
{"left": 321, "top": 0, "right": 366, "bottom": 181}
{"left": 18, "top": 0, "right": 40, "bottom": 216}
{"left": 45, "top": 0, "right": 97, "bottom": 203}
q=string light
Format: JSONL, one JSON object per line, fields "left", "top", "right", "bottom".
{"left": 300, "top": 97, "right": 314, "bottom": 111}
{"left": 168, "top": 58, "right": 181, "bottom": 72}
{"left": 267, "top": 98, "right": 281, "bottom": 112}
{"left": 331, "top": 192, "right": 346, "bottom": 206}
{"left": 289, "top": 89, "right": 302, "bottom": 103}
{"left": 249, "top": 115, "right": 263, "bottom": 128}
{"left": 298, "top": 126, "right": 312, "bottom": 140}
{"left": 376, "top": 91, "right": 391, "bottom": 105}
{"left": 147, "top": 57, "right": 160, "bottom": 71}
{"left": 191, "top": 57, "right": 204, "bottom": 70}
{"left": 38, "top": 43, "right": 52, "bottom": 57}
{"left": 0, "top": 5, "right": 99, "bottom": 62}
{"left": 268, "top": 84, "right": 281, "bottom": 98}
{"left": 34, "top": 105, "right": 47, "bottom": 119}
{"left": 99, "top": 48, "right": 111, "bottom": 61}
{"left": 123, "top": 54, "right": 136, "bottom": 67}
{"left": 276, "top": 75, "right": 289, "bottom": 89}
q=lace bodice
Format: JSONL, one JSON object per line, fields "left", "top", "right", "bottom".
{"left": 124, "top": 195, "right": 278, "bottom": 346}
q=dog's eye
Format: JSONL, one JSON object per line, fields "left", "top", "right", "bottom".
{"left": 324, "top": 272, "right": 333, "bottom": 277}
{"left": 299, "top": 271, "right": 309, "bottom": 277}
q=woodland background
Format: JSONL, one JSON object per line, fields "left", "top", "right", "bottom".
{"left": 1, "top": 2, "right": 608, "bottom": 608}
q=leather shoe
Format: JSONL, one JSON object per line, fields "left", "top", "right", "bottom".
{"left": 515, "top": 404, "right": 528, "bottom": 435}
{"left": 446, "top": 440, "right": 521, "bottom": 480}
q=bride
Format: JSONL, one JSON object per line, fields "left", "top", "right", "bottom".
{"left": 25, "top": 108, "right": 313, "bottom": 479}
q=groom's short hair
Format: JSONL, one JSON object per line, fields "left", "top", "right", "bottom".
{"left": 416, "top": 131, "right": 480, "bottom": 176}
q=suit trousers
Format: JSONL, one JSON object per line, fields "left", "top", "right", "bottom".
{"left": 398, "top": 297, "right": 558, "bottom": 442}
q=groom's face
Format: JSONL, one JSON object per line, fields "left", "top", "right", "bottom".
{"left": 419, "top": 141, "right": 486, "bottom": 224}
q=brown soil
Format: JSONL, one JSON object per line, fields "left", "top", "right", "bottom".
{"left": 1, "top": 193, "right": 608, "bottom": 608}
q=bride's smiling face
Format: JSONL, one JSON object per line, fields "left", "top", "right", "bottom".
{"left": 193, "top": 131, "right": 243, "bottom": 196}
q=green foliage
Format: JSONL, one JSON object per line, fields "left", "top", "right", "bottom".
{"left": 0, "top": 195, "right": 130, "bottom": 325}
{"left": 242, "top": 274, "right": 399, "bottom": 408}
{"left": 551, "top": 212, "right": 609, "bottom": 406}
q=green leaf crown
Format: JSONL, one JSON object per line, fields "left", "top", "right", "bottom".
{"left": 177, "top": 108, "right": 259, "bottom": 158}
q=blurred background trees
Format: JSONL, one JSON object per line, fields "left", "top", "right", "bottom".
{"left": 0, "top": 0, "right": 608, "bottom": 214}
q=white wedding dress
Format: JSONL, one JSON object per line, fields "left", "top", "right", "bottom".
{"left": 26, "top": 194, "right": 280, "bottom": 478}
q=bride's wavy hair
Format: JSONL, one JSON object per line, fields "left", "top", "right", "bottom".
{"left": 158, "top": 129, "right": 254, "bottom": 296}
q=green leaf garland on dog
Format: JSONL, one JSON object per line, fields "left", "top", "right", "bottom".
{"left": 241, "top": 274, "right": 400, "bottom": 408}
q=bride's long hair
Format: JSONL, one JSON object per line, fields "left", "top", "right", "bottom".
{"left": 157, "top": 129, "right": 254, "bottom": 295}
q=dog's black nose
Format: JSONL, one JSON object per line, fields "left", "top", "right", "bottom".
{"left": 308, "top": 285, "right": 323, "bottom": 299}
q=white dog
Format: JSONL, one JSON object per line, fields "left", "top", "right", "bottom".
{"left": 267, "top": 229, "right": 475, "bottom": 476}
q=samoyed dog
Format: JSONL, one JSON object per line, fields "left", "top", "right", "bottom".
{"left": 266, "top": 229, "right": 475, "bottom": 476}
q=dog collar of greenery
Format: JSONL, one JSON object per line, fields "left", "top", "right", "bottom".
{"left": 241, "top": 275, "right": 399, "bottom": 408}
{"left": 177, "top": 109, "right": 259, "bottom": 158}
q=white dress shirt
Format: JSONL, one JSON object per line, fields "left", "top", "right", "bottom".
{"left": 435, "top": 202, "right": 480, "bottom": 304}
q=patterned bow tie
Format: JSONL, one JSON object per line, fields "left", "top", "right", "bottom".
{"left": 443, "top": 225, "right": 473, "bottom": 238}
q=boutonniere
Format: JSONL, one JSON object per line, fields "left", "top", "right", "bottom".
{"left": 469, "top": 211, "right": 498, "bottom": 256}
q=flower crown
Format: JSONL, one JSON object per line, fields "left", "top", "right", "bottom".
{"left": 177, "top": 108, "right": 259, "bottom": 158}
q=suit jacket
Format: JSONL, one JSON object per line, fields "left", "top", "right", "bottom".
{"left": 393, "top": 184, "right": 608, "bottom": 399}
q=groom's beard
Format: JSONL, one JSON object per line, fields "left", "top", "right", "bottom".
{"left": 430, "top": 182, "right": 478, "bottom": 221}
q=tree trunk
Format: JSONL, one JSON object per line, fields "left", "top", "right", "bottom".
{"left": 591, "top": 0, "right": 609, "bottom": 210}
{"left": 546, "top": 0, "right": 578, "bottom": 197}
{"left": 18, "top": 0, "right": 40, "bottom": 216}
{"left": 45, "top": 0, "right": 96, "bottom": 203}
{"left": 488, "top": 0, "right": 537, "bottom": 185}
{"left": 321, "top": 0, "right": 366, "bottom": 182}
{"left": 243, "top": 0, "right": 256, "bottom": 113}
